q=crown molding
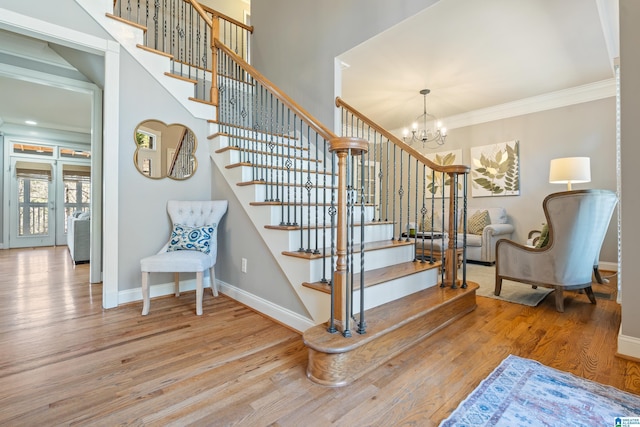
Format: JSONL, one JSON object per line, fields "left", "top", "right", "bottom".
{"left": 443, "top": 78, "right": 616, "bottom": 130}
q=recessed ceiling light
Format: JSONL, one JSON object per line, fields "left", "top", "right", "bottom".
{"left": 25, "top": 120, "right": 37, "bottom": 126}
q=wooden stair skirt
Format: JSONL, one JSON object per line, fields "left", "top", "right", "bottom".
{"left": 303, "top": 281, "right": 479, "bottom": 387}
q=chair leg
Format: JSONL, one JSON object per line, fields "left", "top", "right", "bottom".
{"left": 174, "top": 272, "right": 180, "bottom": 297}
{"left": 494, "top": 276, "right": 503, "bottom": 296}
{"left": 210, "top": 266, "right": 218, "bottom": 297}
{"left": 554, "top": 288, "right": 565, "bottom": 312}
{"left": 141, "top": 272, "right": 151, "bottom": 315}
{"left": 195, "top": 271, "right": 204, "bottom": 316}
{"left": 594, "top": 266, "right": 609, "bottom": 284}
{"left": 584, "top": 286, "right": 597, "bottom": 305}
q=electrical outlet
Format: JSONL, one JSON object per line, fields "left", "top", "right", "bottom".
{"left": 241, "top": 258, "right": 247, "bottom": 273}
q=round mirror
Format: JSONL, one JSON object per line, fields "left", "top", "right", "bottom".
{"left": 133, "top": 120, "right": 197, "bottom": 180}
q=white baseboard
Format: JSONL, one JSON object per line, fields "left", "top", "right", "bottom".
{"left": 118, "top": 278, "right": 203, "bottom": 305}
{"left": 218, "top": 280, "right": 315, "bottom": 333}
{"left": 618, "top": 329, "right": 640, "bottom": 360}
{"left": 118, "top": 279, "right": 315, "bottom": 333}
{"left": 599, "top": 261, "right": 618, "bottom": 272}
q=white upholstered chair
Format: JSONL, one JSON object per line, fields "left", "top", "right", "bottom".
{"left": 495, "top": 190, "right": 617, "bottom": 312}
{"left": 141, "top": 200, "right": 228, "bottom": 315}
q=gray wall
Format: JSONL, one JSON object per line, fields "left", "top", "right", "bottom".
{"left": 251, "top": 0, "right": 438, "bottom": 127}
{"left": 620, "top": 0, "right": 640, "bottom": 342}
{"left": 117, "top": 50, "right": 214, "bottom": 290}
{"left": 447, "top": 97, "right": 617, "bottom": 263}
{"left": 211, "top": 165, "right": 310, "bottom": 317}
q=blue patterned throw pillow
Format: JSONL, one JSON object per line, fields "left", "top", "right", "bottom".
{"left": 168, "top": 224, "right": 216, "bottom": 254}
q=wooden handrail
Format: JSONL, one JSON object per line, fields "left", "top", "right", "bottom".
{"left": 335, "top": 97, "right": 470, "bottom": 175}
{"left": 187, "top": 0, "right": 213, "bottom": 28}
{"left": 215, "top": 39, "right": 337, "bottom": 142}
{"left": 198, "top": 3, "right": 254, "bottom": 33}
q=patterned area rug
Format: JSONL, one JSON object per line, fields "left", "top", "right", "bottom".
{"left": 464, "top": 263, "right": 553, "bottom": 306}
{"left": 440, "top": 355, "right": 640, "bottom": 426}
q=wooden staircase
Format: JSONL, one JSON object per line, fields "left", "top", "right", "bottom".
{"left": 210, "top": 130, "right": 478, "bottom": 386}
{"left": 88, "top": 0, "right": 478, "bottom": 387}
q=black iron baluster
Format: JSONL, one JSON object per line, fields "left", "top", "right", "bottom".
{"left": 461, "top": 173, "right": 468, "bottom": 289}
{"left": 405, "top": 154, "right": 411, "bottom": 242}
{"left": 392, "top": 144, "right": 397, "bottom": 240}
{"left": 358, "top": 148, "right": 366, "bottom": 335}
{"left": 313, "top": 133, "right": 320, "bottom": 255}
{"left": 397, "top": 149, "right": 404, "bottom": 242}
{"left": 327, "top": 152, "right": 337, "bottom": 333}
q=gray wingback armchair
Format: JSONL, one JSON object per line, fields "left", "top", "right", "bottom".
{"left": 495, "top": 190, "right": 617, "bottom": 312}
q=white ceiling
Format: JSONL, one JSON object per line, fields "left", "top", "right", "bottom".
{"left": 0, "top": 0, "right": 618, "bottom": 137}
{"left": 338, "top": 0, "right": 618, "bottom": 133}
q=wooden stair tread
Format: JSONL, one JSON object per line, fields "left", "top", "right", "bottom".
{"left": 303, "top": 282, "right": 478, "bottom": 354}
{"left": 164, "top": 72, "right": 197, "bottom": 84}
{"left": 250, "top": 201, "right": 374, "bottom": 207}
{"left": 208, "top": 125, "right": 298, "bottom": 141}
{"left": 284, "top": 239, "right": 413, "bottom": 260}
{"left": 215, "top": 146, "right": 321, "bottom": 163}
{"left": 225, "top": 162, "right": 335, "bottom": 176}
{"left": 211, "top": 132, "right": 304, "bottom": 148}
{"left": 237, "top": 180, "right": 337, "bottom": 189}
{"left": 136, "top": 44, "right": 173, "bottom": 59}
{"left": 265, "top": 220, "right": 393, "bottom": 231}
{"left": 303, "top": 260, "right": 441, "bottom": 293}
{"left": 105, "top": 13, "right": 147, "bottom": 32}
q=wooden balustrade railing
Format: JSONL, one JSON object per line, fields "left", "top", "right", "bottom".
{"left": 113, "top": 0, "right": 470, "bottom": 335}
{"left": 112, "top": 0, "right": 253, "bottom": 104}
{"left": 336, "top": 97, "right": 471, "bottom": 288}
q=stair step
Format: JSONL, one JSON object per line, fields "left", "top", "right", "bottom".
{"left": 209, "top": 126, "right": 298, "bottom": 142}
{"left": 212, "top": 132, "right": 302, "bottom": 148}
{"left": 136, "top": 43, "right": 173, "bottom": 59}
{"left": 302, "top": 259, "right": 439, "bottom": 292}
{"left": 265, "top": 221, "right": 391, "bottom": 231}
{"left": 283, "top": 237, "right": 406, "bottom": 260}
{"left": 237, "top": 180, "right": 336, "bottom": 189}
{"left": 164, "top": 72, "right": 198, "bottom": 85}
{"left": 105, "top": 13, "right": 147, "bottom": 32}
{"left": 303, "top": 281, "right": 479, "bottom": 386}
{"left": 215, "top": 146, "right": 321, "bottom": 164}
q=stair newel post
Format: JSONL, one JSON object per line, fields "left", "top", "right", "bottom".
{"left": 329, "top": 137, "right": 368, "bottom": 336}
{"left": 443, "top": 172, "right": 459, "bottom": 288}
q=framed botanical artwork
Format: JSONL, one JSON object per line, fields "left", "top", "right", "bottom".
{"left": 425, "top": 149, "right": 463, "bottom": 198}
{"left": 470, "top": 140, "right": 520, "bottom": 197}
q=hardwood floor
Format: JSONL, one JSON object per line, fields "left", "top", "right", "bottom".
{"left": 1, "top": 246, "right": 639, "bottom": 426}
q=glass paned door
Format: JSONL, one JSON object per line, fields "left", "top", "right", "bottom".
{"left": 57, "top": 163, "right": 91, "bottom": 245}
{"left": 10, "top": 158, "right": 55, "bottom": 248}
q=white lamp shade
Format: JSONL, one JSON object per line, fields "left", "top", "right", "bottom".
{"left": 549, "top": 157, "right": 591, "bottom": 190}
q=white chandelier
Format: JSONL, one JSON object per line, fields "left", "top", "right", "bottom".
{"left": 402, "top": 89, "right": 447, "bottom": 148}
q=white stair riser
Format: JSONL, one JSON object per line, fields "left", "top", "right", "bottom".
{"left": 225, "top": 150, "right": 320, "bottom": 170}
{"left": 219, "top": 135, "right": 306, "bottom": 154}
{"left": 268, "top": 205, "right": 376, "bottom": 228}
{"left": 355, "top": 269, "right": 439, "bottom": 311}
{"left": 287, "top": 223, "right": 395, "bottom": 251}
{"left": 232, "top": 164, "right": 334, "bottom": 186}
{"left": 303, "top": 245, "right": 414, "bottom": 281}
{"left": 253, "top": 184, "right": 334, "bottom": 204}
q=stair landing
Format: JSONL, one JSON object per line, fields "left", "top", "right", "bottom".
{"left": 303, "top": 281, "right": 479, "bottom": 387}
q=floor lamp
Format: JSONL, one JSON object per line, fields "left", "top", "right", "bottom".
{"left": 549, "top": 157, "right": 591, "bottom": 190}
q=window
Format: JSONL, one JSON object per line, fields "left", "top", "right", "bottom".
{"left": 63, "top": 165, "right": 91, "bottom": 232}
